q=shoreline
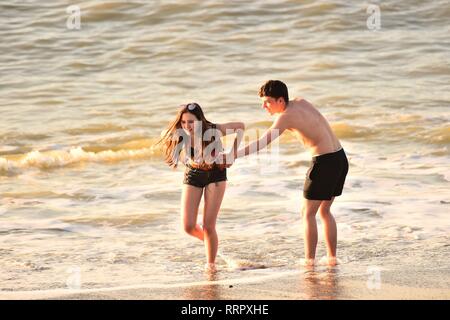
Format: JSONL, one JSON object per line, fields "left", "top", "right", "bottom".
{"left": 1, "top": 269, "right": 448, "bottom": 300}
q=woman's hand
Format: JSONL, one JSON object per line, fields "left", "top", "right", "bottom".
{"left": 216, "top": 152, "right": 234, "bottom": 170}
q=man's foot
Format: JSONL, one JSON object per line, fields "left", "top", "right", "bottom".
{"left": 318, "top": 256, "right": 340, "bottom": 266}
{"left": 299, "top": 258, "right": 315, "bottom": 267}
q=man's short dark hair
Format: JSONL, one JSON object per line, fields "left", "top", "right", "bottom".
{"left": 259, "top": 80, "right": 289, "bottom": 104}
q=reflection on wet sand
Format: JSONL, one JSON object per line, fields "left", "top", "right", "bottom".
{"left": 182, "top": 266, "right": 341, "bottom": 300}
{"left": 181, "top": 271, "right": 222, "bottom": 300}
{"left": 301, "top": 266, "right": 340, "bottom": 300}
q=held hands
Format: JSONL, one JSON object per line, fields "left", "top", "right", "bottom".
{"left": 216, "top": 152, "right": 235, "bottom": 170}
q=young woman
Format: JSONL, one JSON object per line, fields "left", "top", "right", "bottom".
{"left": 157, "top": 102, "right": 244, "bottom": 272}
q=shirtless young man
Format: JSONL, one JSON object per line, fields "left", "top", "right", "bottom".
{"left": 230, "top": 80, "right": 349, "bottom": 266}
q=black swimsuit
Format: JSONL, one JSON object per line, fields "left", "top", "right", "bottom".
{"left": 183, "top": 162, "right": 227, "bottom": 188}
{"left": 183, "top": 124, "right": 227, "bottom": 188}
{"left": 303, "top": 148, "right": 349, "bottom": 200}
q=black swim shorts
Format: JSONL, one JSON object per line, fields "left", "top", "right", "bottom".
{"left": 303, "top": 148, "right": 349, "bottom": 200}
{"left": 183, "top": 164, "right": 227, "bottom": 188}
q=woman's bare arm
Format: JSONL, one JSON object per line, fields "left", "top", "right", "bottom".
{"left": 216, "top": 122, "right": 245, "bottom": 136}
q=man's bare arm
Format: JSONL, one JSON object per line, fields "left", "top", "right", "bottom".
{"left": 236, "top": 114, "right": 287, "bottom": 159}
{"left": 216, "top": 122, "right": 245, "bottom": 136}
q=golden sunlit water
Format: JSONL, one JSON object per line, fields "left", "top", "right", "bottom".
{"left": 0, "top": 0, "right": 449, "bottom": 293}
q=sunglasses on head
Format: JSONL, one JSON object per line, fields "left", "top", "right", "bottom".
{"left": 186, "top": 103, "right": 199, "bottom": 111}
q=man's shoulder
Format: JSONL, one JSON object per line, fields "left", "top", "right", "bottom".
{"left": 273, "top": 109, "right": 294, "bottom": 130}
{"left": 292, "top": 97, "right": 310, "bottom": 105}
{"left": 277, "top": 110, "right": 290, "bottom": 120}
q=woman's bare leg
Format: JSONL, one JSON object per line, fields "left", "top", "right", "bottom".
{"left": 203, "top": 181, "right": 226, "bottom": 264}
{"left": 181, "top": 184, "right": 204, "bottom": 241}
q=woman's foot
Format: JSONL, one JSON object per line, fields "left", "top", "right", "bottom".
{"left": 204, "top": 263, "right": 217, "bottom": 273}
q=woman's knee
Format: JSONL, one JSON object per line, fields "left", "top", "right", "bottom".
{"left": 202, "top": 222, "right": 216, "bottom": 234}
{"left": 183, "top": 222, "right": 196, "bottom": 235}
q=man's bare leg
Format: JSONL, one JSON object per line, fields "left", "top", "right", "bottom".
{"left": 319, "top": 197, "right": 338, "bottom": 266}
{"left": 301, "top": 198, "right": 323, "bottom": 265}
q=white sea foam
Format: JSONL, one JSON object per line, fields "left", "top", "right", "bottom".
{"left": 217, "top": 251, "right": 268, "bottom": 271}
{"left": 0, "top": 146, "right": 158, "bottom": 173}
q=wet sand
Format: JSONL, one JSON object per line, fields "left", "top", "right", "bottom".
{"left": 1, "top": 268, "right": 449, "bottom": 300}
